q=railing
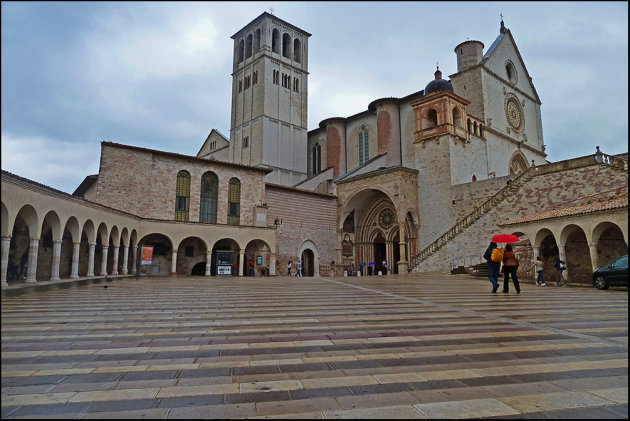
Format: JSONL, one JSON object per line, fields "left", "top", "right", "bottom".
{"left": 410, "top": 166, "right": 535, "bottom": 269}
{"left": 595, "top": 149, "right": 628, "bottom": 172}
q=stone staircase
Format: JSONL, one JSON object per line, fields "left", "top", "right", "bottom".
{"left": 409, "top": 149, "right": 627, "bottom": 273}
{"left": 409, "top": 167, "right": 535, "bottom": 270}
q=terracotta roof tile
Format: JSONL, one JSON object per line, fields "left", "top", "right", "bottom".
{"left": 504, "top": 196, "right": 628, "bottom": 225}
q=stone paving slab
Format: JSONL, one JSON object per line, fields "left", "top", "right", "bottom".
{"left": 1, "top": 273, "right": 627, "bottom": 418}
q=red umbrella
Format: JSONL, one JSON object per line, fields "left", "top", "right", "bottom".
{"left": 491, "top": 234, "right": 521, "bottom": 243}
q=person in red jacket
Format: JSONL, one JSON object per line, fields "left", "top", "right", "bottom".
{"left": 502, "top": 244, "right": 521, "bottom": 294}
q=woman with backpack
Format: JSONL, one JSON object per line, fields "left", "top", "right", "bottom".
{"left": 502, "top": 244, "right": 521, "bottom": 294}
{"left": 483, "top": 241, "right": 501, "bottom": 293}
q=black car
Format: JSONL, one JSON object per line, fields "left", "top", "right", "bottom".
{"left": 593, "top": 255, "right": 628, "bottom": 290}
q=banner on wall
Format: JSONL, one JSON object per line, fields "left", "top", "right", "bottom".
{"left": 140, "top": 246, "right": 153, "bottom": 265}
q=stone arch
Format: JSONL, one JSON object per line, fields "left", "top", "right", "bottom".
{"left": 509, "top": 150, "right": 529, "bottom": 175}
{"left": 238, "top": 39, "right": 244, "bottom": 62}
{"left": 452, "top": 107, "right": 462, "bottom": 128}
{"left": 245, "top": 33, "right": 253, "bottom": 58}
{"left": 138, "top": 233, "right": 174, "bottom": 277}
{"left": 293, "top": 38, "right": 301, "bottom": 62}
{"left": 254, "top": 28, "right": 261, "bottom": 53}
{"left": 298, "top": 239, "right": 319, "bottom": 277}
{"left": 16, "top": 205, "right": 39, "bottom": 240}
{"left": 272, "top": 28, "right": 280, "bottom": 54}
{"left": 245, "top": 239, "right": 272, "bottom": 277}
{"left": 1, "top": 201, "right": 10, "bottom": 237}
{"left": 36, "top": 210, "right": 62, "bottom": 280}
{"left": 592, "top": 221, "right": 627, "bottom": 271}
{"left": 426, "top": 108, "right": 438, "bottom": 129}
{"left": 78, "top": 220, "right": 95, "bottom": 277}
{"left": 560, "top": 224, "right": 590, "bottom": 284}
{"left": 211, "top": 237, "right": 241, "bottom": 276}
{"left": 176, "top": 236, "right": 208, "bottom": 276}
{"left": 60, "top": 216, "right": 81, "bottom": 278}
{"left": 535, "top": 228, "right": 559, "bottom": 283}
{"left": 339, "top": 188, "right": 397, "bottom": 231}
{"left": 282, "top": 32, "right": 291, "bottom": 58}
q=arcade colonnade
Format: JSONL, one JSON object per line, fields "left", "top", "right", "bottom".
{"left": 504, "top": 206, "right": 628, "bottom": 284}
{"left": 1, "top": 173, "right": 277, "bottom": 286}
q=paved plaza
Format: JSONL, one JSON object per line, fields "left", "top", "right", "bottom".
{"left": 1, "top": 272, "right": 628, "bottom": 419}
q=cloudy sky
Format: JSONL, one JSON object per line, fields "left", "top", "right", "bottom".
{"left": 2, "top": 1, "right": 628, "bottom": 194}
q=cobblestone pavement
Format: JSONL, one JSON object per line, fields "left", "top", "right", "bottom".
{"left": 1, "top": 273, "right": 627, "bottom": 419}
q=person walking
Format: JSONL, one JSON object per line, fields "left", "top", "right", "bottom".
{"left": 295, "top": 260, "right": 302, "bottom": 277}
{"left": 554, "top": 257, "right": 567, "bottom": 287}
{"left": 483, "top": 241, "right": 501, "bottom": 293}
{"left": 287, "top": 261, "right": 292, "bottom": 276}
{"left": 531, "top": 256, "right": 546, "bottom": 286}
{"left": 502, "top": 244, "right": 521, "bottom": 294}
{"left": 249, "top": 260, "right": 255, "bottom": 277}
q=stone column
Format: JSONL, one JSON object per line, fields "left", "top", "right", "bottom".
{"left": 558, "top": 245, "right": 568, "bottom": 282}
{"left": 131, "top": 246, "right": 138, "bottom": 274}
{"left": 100, "top": 246, "right": 109, "bottom": 276}
{"left": 588, "top": 243, "right": 599, "bottom": 273}
{"left": 122, "top": 245, "right": 129, "bottom": 275}
{"left": 238, "top": 250, "right": 245, "bottom": 276}
{"left": 170, "top": 250, "right": 178, "bottom": 275}
{"left": 385, "top": 241, "right": 394, "bottom": 273}
{"left": 70, "top": 242, "right": 80, "bottom": 278}
{"left": 397, "top": 223, "right": 408, "bottom": 274}
{"left": 87, "top": 242, "right": 96, "bottom": 276}
{"left": 111, "top": 245, "right": 120, "bottom": 276}
{"left": 269, "top": 253, "right": 276, "bottom": 276}
{"left": 50, "top": 240, "right": 62, "bottom": 281}
{"left": 1, "top": 235, "right": 11, "bottom": 286}
{"left": 26, "top": 238, "right": 39, "bottom": 283}
{"left": 205, "top": 252, "right": 212, "bottom": 276}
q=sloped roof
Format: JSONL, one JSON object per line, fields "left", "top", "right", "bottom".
{"left": 503, "top": 196, "right": 628, "bottom": 225}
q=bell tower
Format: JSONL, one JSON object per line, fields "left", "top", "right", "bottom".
{"left": 228, "top": 12, "right": 310, "bottom": 186}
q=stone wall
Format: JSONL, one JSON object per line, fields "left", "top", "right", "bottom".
{"left": 265, "top": 184, "right": 337, "bottom": 272}
{"left": 415, "top": 159, "right": 628, "bottom": 273}
{"left": 94, "top": 143, "right": 267, "bottom": 225}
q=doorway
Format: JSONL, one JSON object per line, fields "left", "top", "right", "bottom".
{"left": 301, "top": 249, "right": 315, "bottom": 276}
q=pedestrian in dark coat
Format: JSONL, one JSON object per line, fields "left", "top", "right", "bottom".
{"left": 483, "top": 242, "right": 501, "bottom": 293}
{"left": 502, "top": 244, "right": 521, "bottom": 293}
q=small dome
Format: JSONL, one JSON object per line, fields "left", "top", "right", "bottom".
{"left": 424, "top": 67, "right": 453, "bottom": 95}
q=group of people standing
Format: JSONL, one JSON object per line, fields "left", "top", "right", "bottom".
{"left": 483, "top": 242, "right": 568, "bottom": 294}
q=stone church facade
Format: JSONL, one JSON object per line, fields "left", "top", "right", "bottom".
{"left": 1, "top": 12, "right": 627, "bottom": 287}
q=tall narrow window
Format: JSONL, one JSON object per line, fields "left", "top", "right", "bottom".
{"left": 282, "top": 33, "right": 291, "bottom": 58}
{"left": 175, "top": 170, "right": 191, "bottom": 221}
{"left": 312, "top": 142, "right": 321, "bottom": 174}
{"left": 294, "top": 38, "right": 302, "bottom": 63}
{"left": 253, "top": 70, "right": 258, "bottom": 85}
{"left": 358, "top": 124, "right": 369, "bottom": 165}
{"left": 238, "top": 39, "right": 244, "bottom": 62}
{"left": 254, "top": 29, "right": 261, "bottom": 53}
{"left": 245, "top": 34, "right": 253, "bottom": 59}
{"left": 200, "top": 172, "right": 218, "bottom": 223}
{"left": 293, "top": 78, "right": 299, "bottom": 92}
{"left": 272, "top": 28, "right": 280, "bottom": 54}
{"left": 227, "top": 178, "right": 241, "bottom": 226}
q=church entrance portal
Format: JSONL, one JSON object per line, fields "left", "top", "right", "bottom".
{"left": 373, "top": 232, "right": 386, "bottom": 274}
{"left": 301, "top": 249, "right": 315, "bottom": 276}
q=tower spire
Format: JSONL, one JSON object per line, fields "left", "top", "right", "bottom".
{"left": 500, "top": 13, "right": 507, "bottom": 33}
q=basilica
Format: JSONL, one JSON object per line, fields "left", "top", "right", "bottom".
{"left": 1, "top": 12, "right": 627, "bottom": 287}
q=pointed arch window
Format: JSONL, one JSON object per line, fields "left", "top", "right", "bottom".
{"left": 227, "top": 178, "right": 241, "bottom": 226}
{"left": 312, "top": 142, "right": 322, "bottom": 175}
{"left": 358, "top": 124, "right": 369, "bottom": 165}
{"left": 175, "top": 170, "right": 191, "bottom": 222}
{"left": 200, "top": 172, "right": 218, "bottom": 223}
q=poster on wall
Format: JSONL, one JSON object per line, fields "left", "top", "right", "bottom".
{"left": 256, "top": 256, "right": 262, "bottom": 266}
{"left": 140, "top": 246, "right": 153, "bottom": 265}
{"left": 217, "top": 265, "right": 232, "bottom": 275}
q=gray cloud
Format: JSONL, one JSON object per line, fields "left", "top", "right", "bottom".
{"left": 1, "top": 2, "right": 627, "bottom": 194}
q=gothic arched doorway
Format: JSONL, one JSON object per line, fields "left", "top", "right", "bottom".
{"left": 301, "top": 249, "right": 315, "bottom": 276}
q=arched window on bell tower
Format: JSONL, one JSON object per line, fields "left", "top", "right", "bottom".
{"left": 272, "top": 28, "right": 280, "bottom": 54}
{"left": 426, "top": 109, "right": 438, "bottom": 129}
{"left": 254, "top": 28, "right": 261, "bottom": 54}
{"left": 238, "top": 39, "right": 244, "bottom": 62}
{"left": 452, "top": 107, "right": 462, "bottom": 128}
